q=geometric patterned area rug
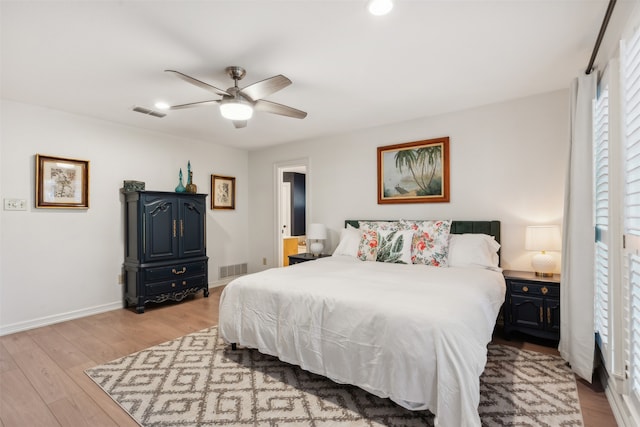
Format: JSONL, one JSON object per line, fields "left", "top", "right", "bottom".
{"left": 85, "top": 326, "right": 583, "bottom": 426}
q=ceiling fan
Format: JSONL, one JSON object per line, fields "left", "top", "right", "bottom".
{"left": 163, "top": 66, "right": 307, "bottom": 128}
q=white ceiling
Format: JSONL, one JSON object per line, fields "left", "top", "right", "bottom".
{"left": 0, "top": 0, "right": 627, "bottom": 150}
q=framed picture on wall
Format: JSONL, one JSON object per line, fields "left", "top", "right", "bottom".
{"left": 377, "top": 137, "right": 450, "bottom": 204}
{"left": 35, "top": 154, "right": 90, "bottom": 209}
{"left": 211, "top": 174, "right": 236, "bottom": 210}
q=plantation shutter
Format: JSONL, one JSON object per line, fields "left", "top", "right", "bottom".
{"left": 593, "top": 82, "right": 610, "bottom": 368}
{"left": 622, "top": 24, "right": 640, "bottom": 410}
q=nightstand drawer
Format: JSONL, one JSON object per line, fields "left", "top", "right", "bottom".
{"left": 509, "top": 280, "right": 559, "bottom": 298}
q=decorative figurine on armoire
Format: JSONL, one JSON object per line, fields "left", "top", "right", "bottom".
{"left": 185, "top": 160, "right": 197, "bottom": 193}
{"left": 175, "top": 168, "right": 186, "bottom": 193}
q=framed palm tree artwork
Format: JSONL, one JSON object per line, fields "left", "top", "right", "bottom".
{"left": 377, "top": 137, "right": 450, "bottom": 204}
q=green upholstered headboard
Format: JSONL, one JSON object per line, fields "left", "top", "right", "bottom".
{"left": 344, "top": 220, "right": 500, "bottom": 242}
{"left": 344, "top": 219, "right": 501, "bottom": 259}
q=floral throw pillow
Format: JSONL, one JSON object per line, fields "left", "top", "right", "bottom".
{"left": 376, "top": 229, "right": 413, "bottom": 264}
{"left": 401, "top": 220, "right": 452, "bottom": 267}
{"left": 357, "top": 229, "right": 379, "bottom": 261}
{"left": 358, "top": 220, "right": 401, "bottom": 232}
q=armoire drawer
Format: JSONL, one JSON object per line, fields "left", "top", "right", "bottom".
{"left": 144, "top": 260, "right": 207, "bottom": 282}
{"left": 145, "top": 274, "right": 207, "bottom": 296}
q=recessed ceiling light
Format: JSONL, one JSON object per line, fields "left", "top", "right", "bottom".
{"left": 154, "top": 101, "right": 170, "bottom": 110}
{"left": 367, "top": 0, "right": 393, "bottom": 16}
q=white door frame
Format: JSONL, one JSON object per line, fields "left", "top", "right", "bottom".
{"left": 280, "top": 182, "right": 292, "bottom": 238}
{"left": 274, "top": 158, "right": 309, "bottom": 267}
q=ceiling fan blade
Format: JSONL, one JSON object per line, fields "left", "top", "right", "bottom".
{"left": 169, "top": 100, "right": 221, "bottom": 110}
{"left": 254, "top": 99, "right": 307, "bottom": 119}
{"left": 240, "top": 75, "right": 291, "bottom": 101}
{"left": 232, "top": 120, "right": 248, "bottom": 129}
{"left": 165, "top": 70, "right": 230, "bottom": 97}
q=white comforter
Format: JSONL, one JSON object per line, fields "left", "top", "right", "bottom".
{"left": 218, "top": 255, "right": 505, "bottom": 427}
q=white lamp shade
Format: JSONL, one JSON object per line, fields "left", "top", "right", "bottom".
{"left": 220, "top": 99, "right": 253, "bottom": 121}
{"left": 525, "top": 225, "right": 561, "bottom": 251}
{"left": 307, "top": 223, "right": 327, "bottom": 240}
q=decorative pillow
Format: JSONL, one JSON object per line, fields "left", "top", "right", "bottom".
{"left": 358, "top": 220, "right": 401, "bottom": 232}
{"left": 448, "top": 233, "right": 501, "bottom": 271}
{"left": 375, "top": 229, "right": 413, "bottom": 264}
{"left": 357, "top": 229, "right": 379, "bottom": 261}
{"left": 333, "top": 225, "right": 361, "bottom": 257}
{"left": 400, "top": 219, "right": 452, "bottom": 267}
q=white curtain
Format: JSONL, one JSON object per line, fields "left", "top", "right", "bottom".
{"left": 559, "top": 72, "right": 597, "bottom": 382}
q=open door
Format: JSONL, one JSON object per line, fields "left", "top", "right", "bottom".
{"left": 276, "top": 160, "right": 308, "bottom": 267}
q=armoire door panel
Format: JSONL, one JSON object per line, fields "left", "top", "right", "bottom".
{"left": 144, "top": 198, "right": 178, "bottom": 261}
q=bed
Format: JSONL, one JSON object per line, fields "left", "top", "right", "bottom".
{"left": 218, "top": 220, "right": 505, "bottom": 427}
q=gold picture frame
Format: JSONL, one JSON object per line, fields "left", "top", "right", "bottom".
{"left": 36, "top": 154, "right": 90, "bottom": 209}
{"left": 211, "top": 174, "right": 236, "bottom": 210}
{"left": 377, "top": 137, "right": 450, "bottom": 204}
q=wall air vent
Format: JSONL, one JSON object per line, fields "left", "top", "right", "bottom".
{"left": 132, "top": 106, "right": 166, "bottom": 118}
{"left": 219, "top": 263, "right": 248, "bottom": 279}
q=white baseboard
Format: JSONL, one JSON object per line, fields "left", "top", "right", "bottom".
{"left": 0, "top": 301, "right": 123, "bottom": 336}
{"left": 599, "top": 363, "right": 639, "bottom": 427}
{"left": 209, "top": 276, "right": 240, "bottom": 288}
{"left": 0, "top": 280, "right": 237, "bottom": 337}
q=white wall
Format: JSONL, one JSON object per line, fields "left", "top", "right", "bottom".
{"left": 0, "top": 100, "right": 249, "bottom": 334}
{"left": 0, "top": 90, "right": 569, "bottom": 333}
{"left": 248, "top": 90, "right": 568, "bottom": 273}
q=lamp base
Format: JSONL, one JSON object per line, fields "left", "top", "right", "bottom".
{"left": 309, "top": 241, "right": 324, "bottom": 257}
{"left": 534, "top": 271, "right": 554, "bottom": 277}
{"left": 531, "top": 252, "right": 555, "bottom": 277}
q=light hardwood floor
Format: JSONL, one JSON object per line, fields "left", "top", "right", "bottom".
{"left": 0, "top": 287, "right": 617, "bottom": 426}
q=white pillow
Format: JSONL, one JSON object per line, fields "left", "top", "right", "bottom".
{"left": 448, "top": 233, "right": 501, "bottom": 271}
{"left": 333, "top": 225, "right": 361, "bottom": 257}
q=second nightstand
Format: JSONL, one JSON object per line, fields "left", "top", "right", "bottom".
{"left": 288, "top": 253, "right": 331, "bottom": 265}
{"left": 503, "top": 270, "right": 560, "bottom": 342}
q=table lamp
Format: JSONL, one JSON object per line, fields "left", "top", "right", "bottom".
{"left": 525, "top": 225, "right": 561, "bottom": 277}
{"left": 307, "top": 223, "right": 327, "bottom": 256}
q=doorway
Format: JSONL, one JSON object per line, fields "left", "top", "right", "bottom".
{"left": 276, "top": 159, "right": 308, "bottom": 267}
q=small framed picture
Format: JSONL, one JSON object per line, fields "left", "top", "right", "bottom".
{"left": 35, "top": 154, "right": 90, "bottom": 209}
{"left": 211, "top": 174, "right": 236, "bottom": 210}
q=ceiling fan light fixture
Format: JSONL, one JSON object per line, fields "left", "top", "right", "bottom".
{"left": 220, "top": 98, "right": 253, "bottom": 121}
{"left": 154, "top": 101, "right": 170, "bottom": 110}
{"left": 367, "top": 0, "right": 393, "bottom": 16}
{"left": 164, "top": 66, "right": 306, "bottom": 128}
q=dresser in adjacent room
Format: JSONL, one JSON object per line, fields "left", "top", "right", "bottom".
{"left": 122, "top": 190, "right": 209, "bottom": 313}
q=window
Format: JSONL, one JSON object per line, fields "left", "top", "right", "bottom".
{"left": 593, "top": 20, "right": 640, "bottom": 426}
{"left": 593, "top": 81, "right": 610, "bottom": 364}
{"left": 622, "top": 23, "right": 640, "bottom": 417}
